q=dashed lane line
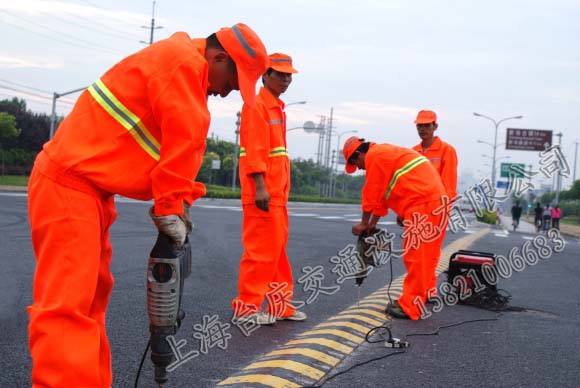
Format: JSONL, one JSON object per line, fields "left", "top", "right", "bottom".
{"left": 216, "top": 227, "right": 491, "bottom": 387}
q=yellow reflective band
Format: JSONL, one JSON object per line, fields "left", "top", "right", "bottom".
{"left": 239, "top": 147, "right": 288, "bottom": 157}
{"left": 88, "top": 79, "right": 160, "bottom": 161}
{"left": 384, "top": 156, "right": 428, "bottom": 200}
{"left": 269, "top": 147, "right": 289, "bottom": 157}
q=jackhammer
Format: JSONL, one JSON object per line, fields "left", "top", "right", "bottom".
{"left": 146, "top": 232, "right": 191, "bottom": 387}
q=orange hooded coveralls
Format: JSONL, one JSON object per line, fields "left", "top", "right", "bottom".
{"left": 362, "top": 143, "right": 446, "bottom": 319}
{"left": 412, "top": 136, "right": 458, "bottom": 297}
{"left": 27, "top": 33, "right": 211, "bottom": 388}
{"left": 232, "top": 86, "right": 295, "bottom": 318}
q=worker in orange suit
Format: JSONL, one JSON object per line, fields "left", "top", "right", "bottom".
{"left": 232, "top": 53, "right": 307, "bottom": 325}
{"left": 412, "top": 110, "right": 458, "bottom": 301}
{"left": 343, "top": 136, "right": 446, "bottom": 319}
{"left": 27, "top": 23, "right": 268, "bottom": 388}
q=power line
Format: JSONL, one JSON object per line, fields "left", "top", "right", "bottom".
{"left": 41, "top": 11, "right": 141, "bottom": 42}
{"left": 63, "top": 11, "right": 143, "bottom": 40}
{"left": 0, "top": 18, "right": 108, "bottom": 54}
{"left": 0, "top": 10, "right": 124, "bottom": 55}
{"left": 0, "top": 79, "right": 77, "bottom": 104}
{"left": 75, "top": 0, "right": 106, "bottom": 9}
{"left": 0, "top": 77, "right": 51, "bottom": 94}
{"left": 0, "top": 85, "right": 75, "bottom": 106}
{"left": 0, "top": 92, "right": 52, "bottom": 108}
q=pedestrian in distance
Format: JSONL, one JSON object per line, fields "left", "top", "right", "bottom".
{"left": 543, "top": 204, "right": 552, "bottom": 232}
{"left": 511, "top": 200, "right": 523, "bottom": 231}
{"left": 343, "top": 136, "right": 446, "bottom": 320}
{"left": 27, "top": 23, "right": 268, "bottom": 388}
{"left": 551, "top": 204, "right": 562, "bottom": 230}
{"left": 232, "top": 53, "right": 307, "bottom": 325}
{"left": 411, "top": 109, "right": 458, "bottom": 299}
{"left": 533, "top": 202, "right": 543, "bottom": 233}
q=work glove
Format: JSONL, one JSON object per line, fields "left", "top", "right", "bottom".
{"left": 149, "top": 202, "right": 193, "bottom": 246}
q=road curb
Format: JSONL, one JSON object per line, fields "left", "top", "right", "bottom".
{"left": 215, "top": 227, "right": 491, "bottom": 388}
{"left": 0, "top": 185, "right": 27, "bottom": 192}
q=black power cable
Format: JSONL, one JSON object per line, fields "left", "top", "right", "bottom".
{"left": 301, "top": 351, "right": 406, "bottom": 388}
{"left": 133, "top": 339, "right": 150, "bottom": 388}
{"left": 303, "top": 237, "right": 506, "bottom": 388}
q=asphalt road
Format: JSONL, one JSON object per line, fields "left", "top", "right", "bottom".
{"left": 1, "top": 193, "right": 579, "bottom": 388}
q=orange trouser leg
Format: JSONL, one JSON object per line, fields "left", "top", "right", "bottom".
{"left": 28, "top": 168, "right": 116, "bottom": 388}
{"left": 269, "top": 207, "right": 294, "bottom": 317}
{"left": 426, "top": 219, "right": 448, "bottom": 298}
{"left": 398, "top": 201, "right": 444, "bottom": 320}
{"left": 233, "top": 205, "right": 294, "bottom": 318}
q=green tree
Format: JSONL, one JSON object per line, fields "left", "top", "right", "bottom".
{"left": 0, "top": 112, "right": 20, "bottom": 139}
{"left": 0, "top": 98, "right": 52, "bottom": 174}
{"left": 560, "top": 180, "right": 580, "bottom": 201}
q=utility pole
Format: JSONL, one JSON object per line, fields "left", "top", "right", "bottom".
{"left": 330, "top": 150, "right": 336, "bottom": 197}
{"left": 141, "top": 1, "right": 163, "bottom": 45}
{"left": 527, "top": 164, "right": 533, "bottom": 216}
{"left": 316, "top": 116, "right": 326, "bottom": 166}
{"left": 325, "top": 108, "right": 334, "bottom": 169}
{"left": 554, "top": 132, "right": 563, "bottom": 204}
{"left": 232, "top": 111, "right": 241, "bottom": 191}
{"left": 574, "top": 141, "right": 579, "bottom": 183}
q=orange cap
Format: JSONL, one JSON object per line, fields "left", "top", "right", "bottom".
{"left": 415, "top": 110, "right": 437, "bottom": 124}
{"left": 342, "top": 136, "right": 364, "bottom": 174}
{"left": 269, "top": 53, "right": 298, "bottom": 73}
{"left": 216, "top": 23, "right": 268, "bottom": 107}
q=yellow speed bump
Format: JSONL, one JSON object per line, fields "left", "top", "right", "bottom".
{"left": 328, "top": 314, "right": 382, "bottom": 327}
{"left": 244, "top": 360, "right": 325, "bottom": 380}
{"left": 265, "top": 348, "right": 340, "bottom": 366}
{"left": 286, "top": 338, "right": 353, "bottom": 354}
{"left": 217, "top": 374, "right": 300, "bottom": 387}
{"left": 298, "top": 329, "right": 364, "bottom": 344}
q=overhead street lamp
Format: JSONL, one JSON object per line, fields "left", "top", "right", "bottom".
{"left": 285, "top": 100, "right": 306, "bottom": 107}
{"left": 473, "top": 112, "right": 523, "bottom": 190}
{"left": 49, "top": 86, "right": 87, "bottom": 139}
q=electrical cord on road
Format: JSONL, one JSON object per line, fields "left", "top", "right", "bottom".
{"left": 302, "top": 246, "right": 407, "bottom": 388}
{"left": 303, "top": 241, "right": 505, "bottom": 388}
{"left": 404, "top": 315, "right": 501, "bottom": 339}
{"left": 301, "top": 350, "right": 406, "bottom": 388}
{"left": 134, "top": 339, "right": 150, "bottom": 388}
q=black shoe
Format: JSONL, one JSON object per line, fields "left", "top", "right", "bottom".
{"left": 385, "top": 300, "right": 410, "bottom": 319}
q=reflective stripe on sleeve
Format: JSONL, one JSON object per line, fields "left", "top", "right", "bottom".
{"left": 88, "top": 79, "right": 160, "bottom": 161}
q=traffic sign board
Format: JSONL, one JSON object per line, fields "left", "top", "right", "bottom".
{"left": 500, "top": 163, "right": 525, "bottom": 178}
{"left": 506, "top": 128, "right": 552, "bottom": 151}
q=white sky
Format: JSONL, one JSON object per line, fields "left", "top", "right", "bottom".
{"left": 1, "top": 0, "right": 579, "bottom": 191}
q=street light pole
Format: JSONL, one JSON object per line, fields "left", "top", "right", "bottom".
{"left": 285, "top": 100, "right": 306, "bottom": 107}
{"left": 573, "top": 141, "right": 579, "bottom": 183}
{"left": 555, "top": 132, "right": 563, "bottom": 204}
{"left": 231, "top": 111, "right": 241, "bottom": 191}
{"left": 49, "top": 86, "right": 87, "bottom": 139}
{"left": 473, "top": 112, "right": 523, "bottom": 189}
{"left": 333, "top": 130, "right": 358, "bottom": 196}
